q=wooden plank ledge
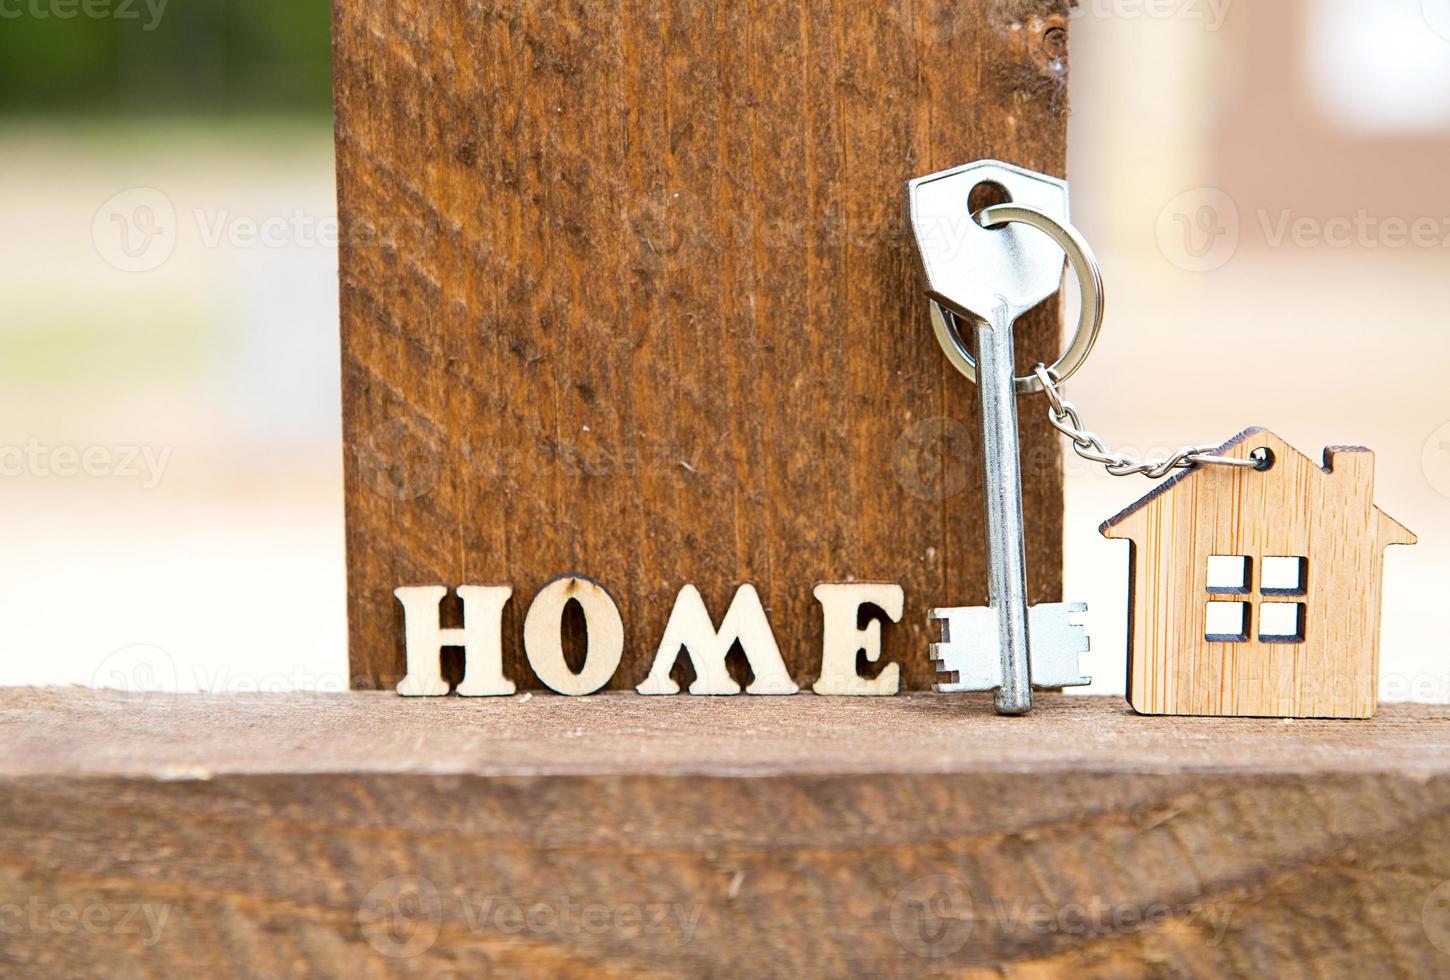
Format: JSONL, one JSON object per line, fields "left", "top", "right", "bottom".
{"left": 4, "top": 690, "right": 1450, "bottom": 977}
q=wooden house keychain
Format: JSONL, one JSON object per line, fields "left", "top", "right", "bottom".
{"left": 905, "top": 160, "right": 1416, "bottom": 720}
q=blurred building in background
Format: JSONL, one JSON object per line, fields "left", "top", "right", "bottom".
{"left": 0, "top": 0, "right": 344, "bottom": 692}
{"left": 1068, "top": 0, "right": 1450, "bottom": 700}
{"left": 0, "top": 0, "right": 1445, "bottom": 700}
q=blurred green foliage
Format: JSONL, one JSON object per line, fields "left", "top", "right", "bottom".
{"left": 0, "top": 0, "right": 332, "bottom": 115}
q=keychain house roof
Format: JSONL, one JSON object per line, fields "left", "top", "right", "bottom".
{"left": 1100, "top": 427, "right": 1415, "bottom": 719}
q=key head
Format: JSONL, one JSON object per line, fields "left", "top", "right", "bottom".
{"left": 905, "top": 161, "right": 1070, "bottom": 325}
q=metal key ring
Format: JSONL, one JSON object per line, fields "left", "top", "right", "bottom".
{"left": 930, "top": 203, "right": 1105, "bottom": 395}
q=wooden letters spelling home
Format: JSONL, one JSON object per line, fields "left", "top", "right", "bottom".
{"left": 395, "top": 577, "right": 904, "bottom": 698}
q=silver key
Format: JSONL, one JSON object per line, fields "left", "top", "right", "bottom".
{"left": 905, "top": 160, "right": 1092, "bottom": 714}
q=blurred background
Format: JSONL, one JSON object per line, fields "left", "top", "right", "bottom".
{"left": 0, "top": 0, "right": 341, "bottom": 692}
{"left": 0, "top": 0, "right": 1445, "bottom": 700}
{"left": 1068, "top": 0, "right": 1450, "bottom": 700}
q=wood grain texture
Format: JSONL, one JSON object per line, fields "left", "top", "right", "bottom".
{"left": 5, "top": 690, "right": 1450, "bottom": 977}
{"left": 1103, "top": 429, "right": 1417, "bottom": 719}
{"left": 332, "top": 0, "right": 1074, "bottom": 691}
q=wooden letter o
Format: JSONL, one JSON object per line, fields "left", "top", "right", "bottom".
{"left": 523, "top": 575, "right": 624, "bottom": 696}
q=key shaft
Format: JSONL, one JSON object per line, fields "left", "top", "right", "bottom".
{"left": 966, "top": 305, "right": 1034, "bottom": 714}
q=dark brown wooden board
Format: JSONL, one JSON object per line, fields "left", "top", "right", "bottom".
{"left": 333, "top": 0, "right": 1074, "bottom": 691}
{"left": 6, "top": 689, "right": 1450, "bottom": 976}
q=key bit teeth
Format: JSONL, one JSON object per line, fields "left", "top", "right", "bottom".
{"left": 927, "top": 603, "right": 1093, "bottom": 694}
{"left": 1027, "top": 602, "right": 1092, "bottom": 689}
{"left": 928, "top": 634, "right": 964, "bottom": 691}
{"left": 929, "top": 607, "right": 1004, "bottom": 694}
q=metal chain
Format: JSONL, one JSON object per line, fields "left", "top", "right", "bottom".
{"left": 1031, "top": 364, "right": 1263, "bottom": 479}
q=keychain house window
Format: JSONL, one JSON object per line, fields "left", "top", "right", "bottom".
{"left": 1205, "top": 554, "right": 1308, "bottom": 644}
{"left": 1258, "top": 556, "right": 1308, "bottom": 643}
